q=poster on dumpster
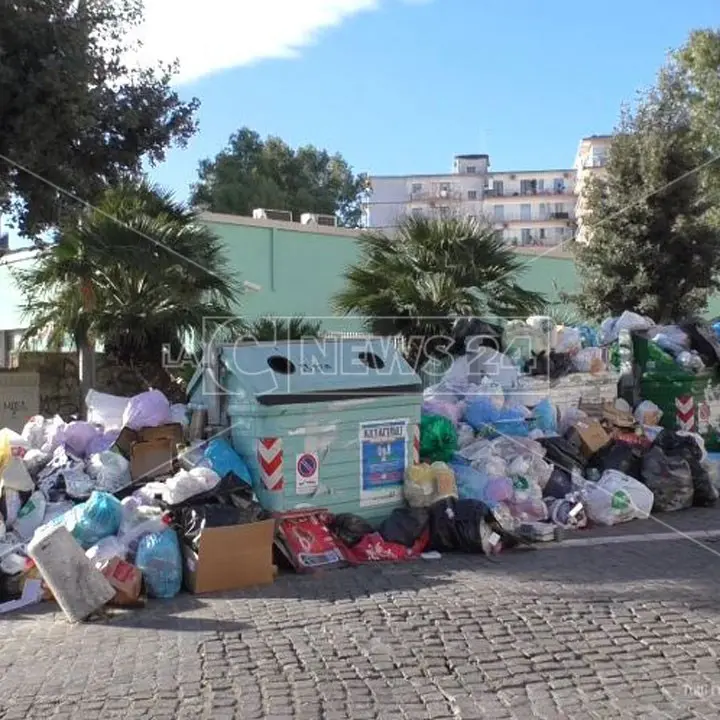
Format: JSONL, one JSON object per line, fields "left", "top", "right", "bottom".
{"left": 359, "top": 419, "right": 409, "bottom": 507}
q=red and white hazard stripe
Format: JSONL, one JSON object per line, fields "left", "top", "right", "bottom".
{"left": 412, "top": 424, "right": 420, "bottom": 465}
{"left": 257, "top": 437, "right": 284, "bottom": 491}
{"left": 675, "top": 395, "right": 695, "bottom": 432}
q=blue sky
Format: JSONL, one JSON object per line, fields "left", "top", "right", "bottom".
{"left": 5, "top": 0, "right": 720, "bottom": 246}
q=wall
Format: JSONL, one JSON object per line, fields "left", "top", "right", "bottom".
{"left": 206, "top": 213, "right": 366, "bottom": 333}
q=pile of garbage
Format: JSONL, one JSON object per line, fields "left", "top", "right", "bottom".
{"left": 0, "top": 388, "right": 274, "bottom": 620}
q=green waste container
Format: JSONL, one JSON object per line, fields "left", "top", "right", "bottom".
{"left": 631, "top": 333, "right": 720, "bottom": 451}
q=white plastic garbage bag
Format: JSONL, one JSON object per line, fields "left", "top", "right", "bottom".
{"left": 572, "top": 347, "right": 605, "bottom": 373}
{"left": 86, "top": 535, "right": 128, "bottom": 565}
{"left": 162, "top": 467, "right": 221, "bottom": 505}
{"left": 122, "top": 390, "right": 171, "bottom": 430}
{"left": 583, "top": 470, "right": 653, "bottom": 526}
{"left": 40, "top": 416, "right": 67, "bottom": 455}
{"left": 86, "top": 451, "right": 132, "bottom": 494}
{"left": 85, "top": 389, "right": 130, "bottom": 429}
{"left": 169, "top": 404, "right": 189, "bottom": 426}
{"left": 21, "top": 416, "right": 46, "bottom": 450}
{"left": 554, "top": 326, "right": 582, "bottom": 354}
{"left": 12, "top": 490, "right": 46, "bottom": 541}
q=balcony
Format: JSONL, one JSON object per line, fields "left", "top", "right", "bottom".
{"left": 485, "top": 187, "right": 573, "bottom": 199}
{"left": 410, "top": 188, "right": 463, "bottom": 202}
{"left": 497, "top": 212, "right": 575, "bottom": 224}
{"left": 582, "top": 158, "right": 607, "bottom": 169}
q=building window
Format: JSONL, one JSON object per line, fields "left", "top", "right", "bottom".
{"left": 520, "top": 204, "right": 532, "bottom": 221}
{"left": 493, "top": 205, "right": 504, "bottom": 221}
{"left": 539, "top": 228, "right": 546, "bottom": 240}
{"left": 521, "top": 228, "right": 532, "bottom": 244}
{"left": 466, "top": 166, "right": 476, "bottom": 174}
{"left": 520, "top": 179, "right": 538, "bottom": 195}
{"left": 467, "top": 190, "right": 477, "bottom": 200}
{"left": 553, "top": 178, "right": 565, "bottom": 193}
{"left": 555, "top": 203, "right": 565, "bottom": 214}
{"left": 439, "top": 182, "right": 451, "bottom": 192}
{"left": 554, "top": 227, "right": 564, "bottom": 239}
{"left": 411, "top": 182, "right": 423, "bottom": 194}
{"left": 493, "top": 180, "right": 504, "bottom": 197}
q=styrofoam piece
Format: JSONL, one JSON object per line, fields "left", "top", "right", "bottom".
{"left": 28, "top": 525, "right": 115, "bottom": 623}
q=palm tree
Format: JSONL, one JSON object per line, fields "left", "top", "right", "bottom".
{"left": 15, "top": 181, "right": 241, "bottom": 399}
{"left": 249, "top": 316, "right": 322, "bottom": 341}
{"left": 333, "top": 215, "right": 545, "bottom": 367}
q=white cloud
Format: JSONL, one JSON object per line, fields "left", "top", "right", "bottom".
{"left": 130, "top": 0, "right": 385, "bottom": 84}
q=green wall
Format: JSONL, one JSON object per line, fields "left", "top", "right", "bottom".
{"left": 206, "top": 216, "right": 720, "bottom": 328}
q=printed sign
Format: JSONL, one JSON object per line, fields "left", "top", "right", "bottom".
{"left": 359, "top": 419, "right": 408, "bottom": 507}
{"left": 295, "top": 452, "right": 319, "bottom": 495}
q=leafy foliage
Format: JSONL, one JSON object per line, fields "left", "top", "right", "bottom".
{"left": 573, "top": 30, "right": 720, "bottom": 324}
{"left": 191, "top": 128, "right": 368, "bottom": 227}
{"left": 15, "top": 181, "right": 240, "bottom": 365}
{"left": 333, "top": 215, "right": 545, "bottom": 366}
{"left": 0, "top": 0, "right": 198, "bottom": 237}
{"left": 249, "top": 316, "right": 322, "bottom": 342}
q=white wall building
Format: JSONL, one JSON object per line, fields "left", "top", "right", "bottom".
{"left": 573, "top": 135, "right": 611, "bottom": 244}
{"left": 365, "top": 137, "right": 611, "bottom": 248}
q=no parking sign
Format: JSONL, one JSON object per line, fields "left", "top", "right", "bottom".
{"left": 295, "top": 452, "right": 319, "bottom": 495}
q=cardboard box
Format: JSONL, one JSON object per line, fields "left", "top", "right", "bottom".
{"left": 130, "top": 438, "right": 175, "bottom": 481}
{"left": 602, "top": 403, "right": 635, "bottom": 429}
{"left": 183, "top": 518, "right": 276, "bottom": 594}
{"left": 113, "top": 423, "right": 184, "bottom": 460}
{"left": 572, "top": 419, "right": 611, "bottom": 457}
{"left": 99, "top": 557, "right": 142, "bottom": 606}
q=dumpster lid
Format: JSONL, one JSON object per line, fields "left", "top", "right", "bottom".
{"left": 211, "top": 338, "right": 422, "bottom": 405}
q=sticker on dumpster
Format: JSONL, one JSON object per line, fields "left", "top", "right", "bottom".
{"left": 295, "top": 452, "right": 319, "bottom": 495}
{"left": 359, "top": 419, "right": 408, "bottom": 507}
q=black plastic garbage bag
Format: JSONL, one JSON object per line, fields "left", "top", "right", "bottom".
{"left": 428, "top": 497, "right": 520, "bottom": 554}
{"left": 589, "top": 440, "right": 645, "bottom": 480}
{"left": 538, "top": 437, "right": 587, "bottom": 474}
{"left": 328, "top": 513, "right": 374, "bottom": 547}
{"left": 179, "top": 503, "right": 270, "bottom": 552}
{"left": 378, "top": 507, "right": 429, "bottom": 548}
{"left": 524, "top": 351, "right": 574, "bottom": 380}
{"left": 449, "top": 318, "right": 503, "bottom": 357}
{"left": 680, "top": 321, "right": 720, "bottom": 368}
{"left": 654, "top": 430, "right": 719, "bottom": 507}
{"left": 543, "top": 467, "right": 574, "bottom": 500}
{"left": 640, "top": 446, "right": 694, "bottom": 513}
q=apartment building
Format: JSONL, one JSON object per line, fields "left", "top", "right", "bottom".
{"left": 364, "top": 135, "right": 610, "bottom": 248}
{"left": 573, "top": 135, "right": 611, "bottom": 244}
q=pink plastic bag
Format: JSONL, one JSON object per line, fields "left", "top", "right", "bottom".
{"left": 422, "top": 398, "right": 465, "bottom": 425}
{"left": 122, "top": 390, "right": 171, "bottom": 431}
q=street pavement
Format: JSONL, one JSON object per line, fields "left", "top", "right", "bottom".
{"left": 2, "top": 510, "right": 720, "bottom": 719}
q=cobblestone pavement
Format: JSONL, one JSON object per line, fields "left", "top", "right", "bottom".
{"left": 3, "top": 526, "right": 720, "bottom": 719}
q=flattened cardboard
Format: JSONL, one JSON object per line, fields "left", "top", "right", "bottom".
{"left": 112, "top": 427, "right": 139, "bottom": 460}
{"left": 130, "top": 438, "right": 174, "bottom": 481}
{"left": 183, "top": 518, "right": 276, "bottom": 594}
{"left": 99, "top": 557, "right": 142, "bottom": 606}
{"left": 573, "top": 419, "right": 611, "bottom": 457}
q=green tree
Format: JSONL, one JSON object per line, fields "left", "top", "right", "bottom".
{"left": 0, "top": 0, "right": 198, "bottom": 237}
{"left": 573, "top": 32, "right": 720, "bottom": 323}
{"left": 333, "top": 215, "right": 545, "bottom": 368}
{"left": 15, "top": 181, "right": 240, "bottom": 374}
{"left": 191, "top": 128, "right": 367, "bottom": 227}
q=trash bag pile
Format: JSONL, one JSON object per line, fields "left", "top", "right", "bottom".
{"left": 0, "top": 387, "right": 274, "bottom": 620}
{"left": 408, "top": 312, "right": 720, "bottom": 546}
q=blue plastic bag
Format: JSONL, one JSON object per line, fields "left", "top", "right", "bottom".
{"left": 532, "top": 398, "right": 558, "bottom": 434}
{"left": 135, "top": 528, "right": 183, "bottom": 599}
{"left": 204, "top": 438, "right": 252, "bottom": 484}
{"left": 64, "top": 491, "right": 123, "bottom": 550}
{"left": 464, "top": 397, "right": 499, "bottom": 433}
{"left": 578, "top": 325, "right": 599, "bottom": 348}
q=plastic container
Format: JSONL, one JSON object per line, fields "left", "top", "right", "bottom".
{"left": 27, "top": 526, "right": 115, "bottom": 622}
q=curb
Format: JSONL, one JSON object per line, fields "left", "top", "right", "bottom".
{"left": 535, "top": 527, "right": 720, "bottom": 549}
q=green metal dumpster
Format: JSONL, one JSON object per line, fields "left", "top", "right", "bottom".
{"left": 189, "top": 338, "right": 423, "bottom": 522}
{"left": 631, "top": 332, "right": 720, "bottom": 450}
